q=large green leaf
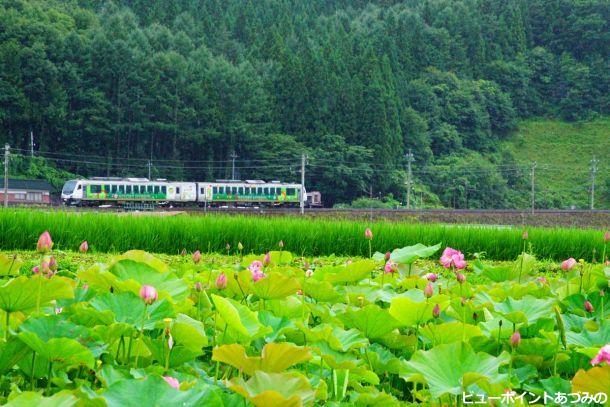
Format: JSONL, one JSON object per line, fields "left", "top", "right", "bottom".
{"left": 213, "top": 342, "right": 311, "bottom": 375}
{"left": 0, "top": 336, "right": 29, "bottom": 374}
{"left": 228, "top": 371, "right": 315, "bottom": 407}
{"left": 389, "top": 293, "right": 450, "bottom": 327}
{"left": 0, "top": 276, "right": 74, "bottom": 312}
{"left": 420, "top": 322, "right": 484, "bottom": 345}
{"left": 390, "top": 243, "right": 441, "bottom": 265}
{"left": 90, "top": 292, "right": 174, "bottom": 329}
{"left": 102, "top": 376, "right": 206, "bottom": 406}
{"left": 251, "top": 273, "right": 300, "bottom": 300}
{"left": 172, "top": 313, "right": 208, "bottom": 351}
{"left": 0, "top": 254, "right": 22, "bottom": 276}
{"left": 566, "top": 324, "right": 610, "bottom": 347}
{"left": 323, "top": 260, "right": 376, "bottom": 284}
{"left": 211, "top": 294, "right": 270, "bottom": 341}
{"left": 403, "top": 342, "right": 510, "bottom": 399}
{"left": 492, "top": 296, "right": 555, "bottom": 324}
{"left": 17, "top": 335, "right": 95, "bottom": 369}
{"left": 5, "top": 390, "right": 78, "bottom": 407}
{"left": 109, "top": 260, "right": 189, "bottom": 301}
{"left": 339, "top": 304, "right": 401, "bottom": 339}
{"left": 111, "top": 250, "right": 169, "bottom": 273}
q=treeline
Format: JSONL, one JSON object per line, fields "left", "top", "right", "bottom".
{"left": 0, "top": 0, "right": 608, "bottom": 207}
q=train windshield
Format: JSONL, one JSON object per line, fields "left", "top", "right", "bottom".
{"left": 62, "top": 181, "right": 77, "bottom": 194}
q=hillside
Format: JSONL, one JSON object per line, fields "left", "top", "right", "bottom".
{"left": 506, "top": 118, "right": 610, "bottom": 209}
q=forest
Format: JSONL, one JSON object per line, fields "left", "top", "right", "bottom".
{"left": 0, "top": 0, "right": 608, "bottom": 207}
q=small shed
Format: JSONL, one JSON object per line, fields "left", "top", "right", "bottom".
{"left": 0, "top": 179, "right": 53, "bottom": 205}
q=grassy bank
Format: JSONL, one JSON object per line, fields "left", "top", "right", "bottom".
{"left": 1, "top": 209, "right": 607, "bottom": 261}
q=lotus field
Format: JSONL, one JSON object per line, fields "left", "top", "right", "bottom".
{"left": 0, "top": 229, "right": 609, "bottom": 406}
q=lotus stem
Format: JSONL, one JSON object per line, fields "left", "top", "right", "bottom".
{"left": 367, "top": 240, "right": 371, "bottom": 259}
{"left": 4, "top": 311, "right": 9, "bottom": 340}
{"left": 46, "top": 361, "right": 53, "bottom": 395}
{"left": 30, "top": 351, "right": 36, "bottom": 390}
{"left": 134, "top": 305, "right": 148, "bottom": 368}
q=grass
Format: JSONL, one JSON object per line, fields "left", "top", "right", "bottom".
{"left": 1, "top": 209, "right": 607, "bottom": 261}
{"left": 506, "top": 117, "right": 610, "bottom": 209}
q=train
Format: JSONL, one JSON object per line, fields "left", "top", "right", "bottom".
{"left": 61, "top": 177, "right": 322, "bottom": 207}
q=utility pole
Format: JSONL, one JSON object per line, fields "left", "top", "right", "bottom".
{"left": 147, "top": 160, "right": 152, "bottom": 180}
{"left": 4, "top": 144, "right": 9, "bottom": 208}
{"left": 230, "top": 151, "right": 238, "bottom": 180}
{"left": 530, "top": 161, "right": 537, "bottom": 214}
{"left": 300, "top": 153, "right": 306, "bottom": 215}
{"left": 30, "top": 131, "right": 34, "bottom": 157}
{"left": 405, "top": 149, "right": 414, "bottom": 209}
{"left": 590, "top": 157, "right": 599, "bottom": 210}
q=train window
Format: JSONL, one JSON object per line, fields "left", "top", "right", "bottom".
{"left": 126, "top": 185, "right": 132, "bottom": 194}
{"left": 176, "top": 187, "right": 180, "bottom": 194}
{"left": 213, "top": 187, "right": 217, "bottom": 194}
{"left": 119, "top": 185, "right": 125, "bottom": 193}
{"left": 231, "top": 187, "right": 237, "bottom": 195}
{"left": 147, "top": 185, "right": 153, "bottom": 193}
{"left": 91, "top": 185, "right": 101, "bottom": 193}
{"left": 154, "top": 186, "right": 160, "bottom": 194}
{"left": 238, "top": 187, "right": 244, "bottom": 195}
{"left": 287, "top": 188, "right": 295, "bottom": 195}
{"left": 245, "top": 187, "right": 250, "bottom": 194}
{"left": 263, "top": 187, "right": 268, "bottom": 195}
{"left": 132, "top": 186, "right": 138, "bottom": 193}
{"left": 103, "top": 185, "right": 109, "bottom": 192}
{"left": 257, "top": 187, "right": 262, "bottom": 195}
{"left": 77, "top": 184, "right": 82, "bottom": 190}
{"left": 161, "top": 186, "right": 166, "bottom": 194}
{"left": 111, "top": 185, "right": 117, "bottom": 193}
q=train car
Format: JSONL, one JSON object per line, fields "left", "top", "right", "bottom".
{"left": 196, "top": 180, "right": 303, "bottom": 207}
{"left": 61, "top": 178, "right": 196, "bottom": 206}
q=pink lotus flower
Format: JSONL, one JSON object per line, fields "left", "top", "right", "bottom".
{"left": 163, "top": 376, "right": 180, "bottom": 390}
{"left": 537, "top": 276, "right": 548, "bottom": 285}
{"left": 36, "top": 231, "right": 53, "bottom": 253}
{"left": 384, "top": 261, "right": 397, "bottom": 274}
{"left": 41, "top": 259, "right": 50, "bottom": 274}
{"left": 561, "top": 258, "right": 577, "bottom": 271}
{"left": 432, "top": 304, "right": 440, "bottom": 318}
{"left": 263, "top": 252, "right": 271, "bottom": 266}
{"left": 216, "top": 273, "right": 227, "bottom": 289}
{"left": 192, "top": 250, "right": 201, "bottom": 264}
{"left": 510, "top": 331, "right": 521, "bottom": 347}
{"left": 384, "top": 251, "right": 391, "bottom": 261}
{"left": 305, "top": 269, "right": 314, "bottom": 278}
{"left": 605, "top": 231, "right": 610, "bottom": 243}
{"left": 424, "top": 283, "right": 434, "bottom": 298}
{"left": 584, "top": 300, "right": 594, "bottom": 313}
{"left": 425, "top": 273, "right": 438, "bottom": 282}
{"left": 32, "top": 266, "right": 40, "bottom": 274}
{"left": 79, "top": 241, "right": 88, "bottom": 253}
{"left": 139, "top": 285, "right": 158, "bottom": 305}
{"left": 54, "top": 307, "right": 63, "bottom": 315}
{"left": 440, "top": 247, "right": 466, "bottom": 269}
{"left": 364, "top": 228, "right": 373, "bottom": 240}
{"left": 252, "top": 270, "right": 266, "bottom": 283}
{"left": 248, "top": 260, "right": 263, "bottom": 274}
{"left": 591, "top": 344, "right": 610, "bottom": 365}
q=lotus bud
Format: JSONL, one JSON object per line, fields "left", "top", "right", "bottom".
{"left": 604, "top": 231, "right": 610, "bottom": 243}
{"left": 358, "top": 295, "right": 364, "bottom": 307}
{"left": 432, "top": 303, "right": 440, "bottom": 318}
{"left": 180, "top": 248, "right": 186, "bottom": 256}
{"left": 346, "top": 259, "right": 353, "bottom": 265}
{"left": 522, "top": 230, "right": 528, "bottom": 240}
{"left": 163, "top": 376, "right": 180, "bottom": 390}
{"left": 584, "top": 300, "right": 594, "bottom": 313}
{"left": 192, "top": 250, "right": 201, "bottom": 264}
{"left": 36, "top": 231, "right": 53, "bottom": 253}
{"left": 424, "top": 283, "right": 434, "bottom": 298}
{"left": 456, "top": 272, "right": 466, "bottom": 284}
{"left": 537, "top": 276, "right": 548, "bottom": 285}
{"left": 600, "top": 289, "right": 606, "bottom": 297}
{"left": 384, "top": 251, "right": 391, "bottom": 261}
{"left": 238, "top": 242, "right": 243, "bottom": 251}
{"left": 139, "top": 285, "right": 158, "bottom": 305}
{"left": 79, "top": 241, "right": 89, "bottom": 253}
{"left": 168, "top": 334, "right": 174, "bottom": 350}
{"left": 364, "top": 228, "right": 373, "bottom": 240}
{"left": 216, "top": 273, "right": 227, "bottom": 289}
{"left": 296, "top": 289, "right": 303, "bottom": 296}
{"left": 278, "top": 240, "right": 284, "bottom": 249}
{"left": 49, "top": 256, "right": 58, "bottom": 272}
{"left": 305, "top": 269, "right": 314, "bottom": 278}
{"left": 41, "top": 258, "right": 50, "bottom": 273}
{"left": 384, "top": 261, "right": 397, "bottom": 274}
{"left": 425, "top": 273, "right": 438, "bottom": 282}
{"left": 32, "top": 265, "right": 40, "bottom": 274}
{"left": 263, "top": 252, "right": 271, "bottom": 266}
{"left": 225, "top": 243, "right": 231, "bottom": 251}
{"left": 510, "top": 331, "right": 521, "bottom": 348}
{"left": 194, "top": 281, "right": 203, "bottom": 292}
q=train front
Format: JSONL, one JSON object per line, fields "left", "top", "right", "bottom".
{"left": 61, "top": 180, "right": 80, "bottom": 205}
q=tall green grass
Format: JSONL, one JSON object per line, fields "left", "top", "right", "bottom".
{"left": 0, "top": 209, "right": 606, "bottom": 261}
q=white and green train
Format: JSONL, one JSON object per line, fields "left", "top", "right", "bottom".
{"left": 61, "top": 178, "right": 305, "bottom": 207}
